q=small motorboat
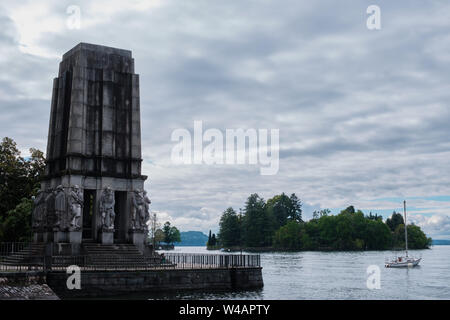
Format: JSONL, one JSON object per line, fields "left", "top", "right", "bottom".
{"left": 385, "top": 200, "right": 421, "bottom": 268}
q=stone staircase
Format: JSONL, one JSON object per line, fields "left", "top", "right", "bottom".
{"left": 82, "top": 243, "right": 161, "bottom": 268}
{"left": 1, "top": 243, "right": 45, "bottom": 266}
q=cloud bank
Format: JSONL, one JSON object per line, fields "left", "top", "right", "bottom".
{"left": 1, "top": 0, "right": 450, "bottom": 238}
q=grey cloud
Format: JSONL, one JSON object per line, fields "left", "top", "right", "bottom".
{"left": 1, "top": 0, "right": 450, "bottom": 234}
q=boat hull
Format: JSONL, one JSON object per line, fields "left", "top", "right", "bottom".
{"left": 385, "top": 258, "right": 421, "bottom": 268}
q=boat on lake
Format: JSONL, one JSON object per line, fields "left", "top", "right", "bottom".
{"left": 385, "top": 200, "right": 421, "bottom": 268}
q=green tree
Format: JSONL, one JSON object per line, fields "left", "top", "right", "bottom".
{"left": 367, "top": 212, "right": 382, "bottom": 221}
{"left": 162, "top": 221, "right": 181, "bottom": 245}
{"left": 341, "top": 205, "right": 355, "bottom": 215}
{"left": 207, "top": 230, "right": 212, "bottom": 246}
{"left": 317, "top": 215, "right": 338, "bottom": 249}
{"left": 312, "top": 208, "right": 331, "bottom": 220}
{"left": 363, "top": 219, "right": 392, "bottom": 250}
{"left": 206, "top": 230, "right": 218, "bottom": 247}
{"left": 319, "top": 209, "right": 331, "bottom": 217}
{"left": 273, "top": 220, "right": 302, "bottom": 250}
{"left": 148, "top": 212, "right": 161, "bottom": 248}
{"left": 386, "top": 211, "right": 404, "bottom": 232}
{"left": 242, "top": 194, "right": 274, "bottom": 247}
{"left": 0, "top": 137, "right": 45, "bottom": 242}
{"left": 266, "top": 193, "right": 303, "bottom": 228}
{"left": 393, "top": 224, "right": 431, "bottom": 249}
{"left": 303, "top": 219, "right": 320, "bottom": 249}
{"left": 289, "top": 193, "right": 303, "bottom": 222}
{"left": 154, "top": 228, "right": 165, "bottom": 245}
{"left": 218, "top": 207, "right": 240, "bottom": 248}
{"left": 312, "top": 210, "right": 319, "bottom": 220}
{"left": 0, "top": 197, "right": 33, "bottom": 242}
{"left": 266, "top": 193, "right": 291, "bottom": 228}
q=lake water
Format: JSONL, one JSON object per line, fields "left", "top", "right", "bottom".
{"left": 147, "top": 245, "right": 450, "bottom": 300}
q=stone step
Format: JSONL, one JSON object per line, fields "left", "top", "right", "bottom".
{"left": 1, "top": 244, "right": 45, "bottom": 266}
{"left": 84, "top": 249, "right": 141, "bottom": 251}
{"left": 80, "top": 243, "right": 160, "bottom": 268}
{"left": 85, "top": 252, "right": 142, "bottom": 256}
{"left": 89, "top": 256, "right": 153, "bottom": 262}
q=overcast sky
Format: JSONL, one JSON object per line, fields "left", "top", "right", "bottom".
{"left": 1, "top": 0, "right": 450, "bottom": 239}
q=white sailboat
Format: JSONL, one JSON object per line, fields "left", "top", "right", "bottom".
{"left": 385, "top": 200, "right": 421, "bottom": 268}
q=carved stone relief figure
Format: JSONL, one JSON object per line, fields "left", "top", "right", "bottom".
{"left": 68, "top": 185, "right": 83, "bottom": 231}
{"left": 54, "top": 185, "right": 67, "bottom": 231}
{"left": 100, "top": 187, "right": 115, "bottom": 231}
{"left": 142, "top": 190, "right": 151, "bottom": 231}
{"left": 32, "top": 190, "right": 45, "bottom": 229}
{"left": 131, "top": 190, "right": 144, "bottom": 230}
{"left": 44, "top": 188, "right": 55, "bottom": 231}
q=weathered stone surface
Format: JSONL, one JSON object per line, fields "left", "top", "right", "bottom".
{"left": 45, "top": 43, "right": 144, "bottom": 180}
{"left": 36, "top": 43, "right": 148, "bottom": 246}
{"left": 100, "top": 231, "right": 113, "bottom": 244}
{"left": 0, "top": 271, "right": 57, "bottom": 300}
{"left": 46, "top": 268, "right": 264, "bottom": 298}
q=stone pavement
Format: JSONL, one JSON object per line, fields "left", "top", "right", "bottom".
{"left": 0, "top": 284, "right": 59, "bottom": 300}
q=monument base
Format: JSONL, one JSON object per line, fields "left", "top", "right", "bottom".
{"left": 68, "top": 231, "right": 82, "bottom": 244}
{"left": 53, "top": 231, "right": 67, "bottom": 243}
{"left": 43, "top": 231, "right": 53, "bottom": 243}
{"left": 100, "top": 230, "right": 114, "bottom": 244}
{"left": 33, "top": 232, "right": 44, "bottom": 243}
{"left": 129, "top": 230, "right": 145, "bottom": 252}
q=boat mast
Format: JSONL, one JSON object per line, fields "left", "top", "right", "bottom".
{"left": 404, "top": 200, "right": 408, "bottom": 257}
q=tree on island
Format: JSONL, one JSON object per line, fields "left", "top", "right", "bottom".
{"left": 242, "top": 193, "right": 275, "bottom": 247}
{"left": 273, "top": 220, "right": 303, "bottom": 250}
{"left": 392, "top": 223, "right": 431, "bottom": 249}
{"left": 386, "top": 211, "right": 404, "bottom": 232}
{"left": 312, "top": 209, "right": 331, "bottom": 219}
{"left": 206, "top": 230, "right": 218, "bottom": 247}
{"left": 217, "top": 207, "right": 241, "bottom": 248}
{"left": 217, "top": 193, "right": 432, "bottom": 251}
{"left": 266, "top": 193, "right": 303, "bottom": 228}
{"left": 367, "top": 212, "right": 382, "bottom": 221}
{"left": 162, "top": 221, "right": 181, "bottom": 245}
{"left": 206, "top": 230, "right": 217, "bottom": 249}
{"left": 288, "top": 193, "right": 303, "bottom": 222}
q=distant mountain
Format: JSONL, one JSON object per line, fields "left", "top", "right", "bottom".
{"left": 432, "top": 239, "right": 450, "bottom": 245}
{"left": 175, "top": 231, "right": 208, "bottom": 246}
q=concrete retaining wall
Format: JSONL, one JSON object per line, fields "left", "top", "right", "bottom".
{"left": 46, "top": 267, "right": 263, "bottom": 298}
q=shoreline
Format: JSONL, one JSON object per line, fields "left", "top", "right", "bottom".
{"left": 205, "top": 246, "right": 433, "bottom": 253}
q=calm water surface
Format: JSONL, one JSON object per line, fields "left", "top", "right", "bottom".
{"left": 124, "top": 245, "right": 450, "bottom": 300}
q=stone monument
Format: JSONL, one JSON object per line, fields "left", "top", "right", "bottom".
{"left": 34, "top": 43, "right": 149, "bottom": 252}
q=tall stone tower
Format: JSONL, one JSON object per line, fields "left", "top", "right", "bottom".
{"left": 34, "top": 43, "right": 148, "bottom": 251}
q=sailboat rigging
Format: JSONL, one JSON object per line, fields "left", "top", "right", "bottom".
{"left": 385, "top": 200, "right": 421, "bottom": 268}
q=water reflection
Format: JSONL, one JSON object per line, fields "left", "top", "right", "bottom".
{"left": 93, "top": 245, "right": 450, "bottom": 300}
{"left": 101, "top": 288, "right": 264, "bottom": 300}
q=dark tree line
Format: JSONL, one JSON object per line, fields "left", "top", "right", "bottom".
{"left": 206, "top": 230, "right": 218, "bottom": 248}
{"left": 217, "top": 195, "right": 432, "bottom": 251}
{"left": 218, "top": 192, "right": 303, "bottom": 249}
{"left": 161, "top": 221, "right": 181, "bottom": 245}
